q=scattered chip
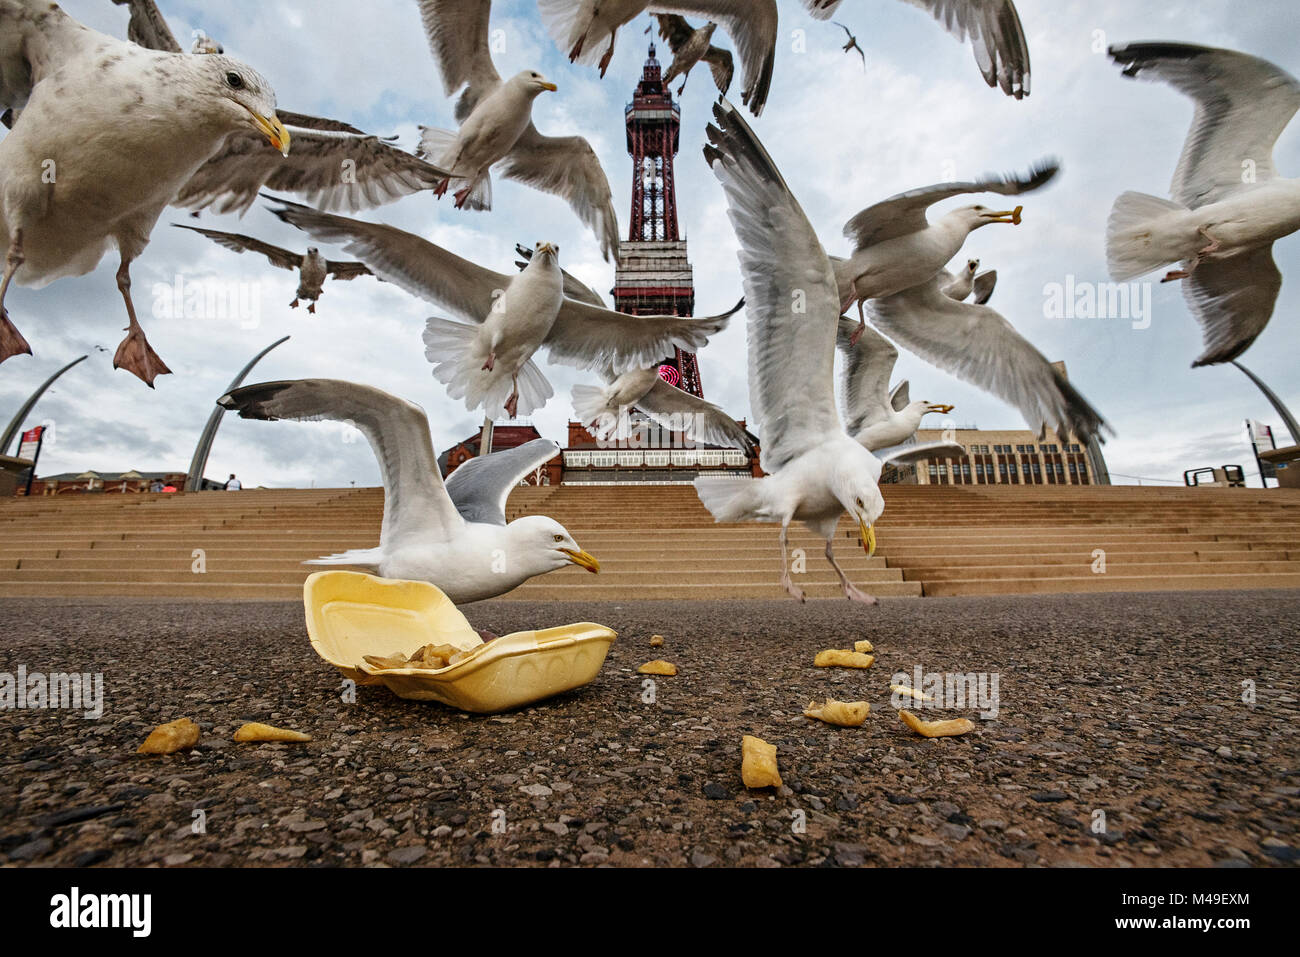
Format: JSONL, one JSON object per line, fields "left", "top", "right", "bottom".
{"left": 741, "top": 734, "right": 782, "bottom": 789}
{"left": 803, "top": 698, "right": 870, "bottom": 727}
{"left": 854, "top": 640, "right": 873, "bottom": 653}
{"left": 638, "top": 660, "right": 677, "bottom": 676}
{"left": 814, "top": 649, "right": 874, "bottom": 669}
{"left": 362, "top": 653, "right": 410, "bottom": 671}
{"left": 890, "top": 684, "right": 933, "bottom": 703}
{"left": 137, "top": 717, "right": 200, "bottom": 755}
{"left": 898, "top": 709, "right": 976, "bottom": 738}
{"left": 233, "top": 722, "right": 312, "bottom": 743}
{"left": 649, "top": 635, "right": 665, "bottom": 647}
{"left": 364, "top": 642, "right": 478, "bottom": 672}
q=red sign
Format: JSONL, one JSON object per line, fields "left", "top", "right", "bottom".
{"left": 18, "top": 427, "right": 43, "bottom": 462}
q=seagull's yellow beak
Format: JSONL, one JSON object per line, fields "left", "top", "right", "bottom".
{"left": 538, "top": 242, "right": 558, "bottom": 256}
{"left": 859, "top": 519, "right": 876, "bottom": 557}
{"left": 541, "top": 81, "right": 558, "bottom": 92}
{"left": 248, "top": 110, "right": 291, "bottom": 157}
{"left": 927, "top": 403, "right": 955, "bottom": 414}
{"left": 562, "top": 548, "right": 600, "bottom": 574}
{"left": 991, "top": 205, "right": 1023, "bottom": 225}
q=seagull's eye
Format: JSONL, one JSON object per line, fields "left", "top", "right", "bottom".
{"left": 554, "top": 534, "right": 564, "bottom": 542}
{"left": 855, "top": 497, "right": 864, "bottom": 508}
{"left": 225, "top": 72, "right": 245, "bottom": 90}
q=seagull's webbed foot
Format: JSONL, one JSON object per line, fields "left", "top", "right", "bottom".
{"left": 1161, "top": 269, "right": 1192, "bottom": 283}
{"left": 1197, "top": 226, "right": 1222, "bottom": 258}
{"left": 307, "top": 302, "right": 316, "bottom": 315}
{"left": 598, "top": 35, "right": 615, "bottom": 77}
{"left": 453, "top": 185, "right": 473, "bottom": 209}
{"left": 481, "top": 352, "right": 496, "bottom": 372}
{"left": 433, "top": 177, "right": 451, "bottom": 199}
{"left": 289, "top": 298, "right": 300, "bottom": 309}
{"left": 825, "top": 540, "right": 878, "bottom": 606}
{"left": 0, "top": 230, "right": 32, "bottom": 363}
{"left": 113, "top": 258, "right": 171, "bottom": 388}
{"left": 504, "top": 391, "right": 519, "bottom": 419}
{"left": 569, "top": 32, "right": 587, "bottom": 64}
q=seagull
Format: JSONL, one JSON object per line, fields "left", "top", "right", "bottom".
{"left": 833, "top": 22, "right": 866, "bottom": 69}
{"left": 801, "top": 0, "right": 1031, "bottom": 99}
{"left": 1106, "top": 42, "right": 1300, "bottom": 367}
{"left": 654, "top": 15, "right": 734, "bottom": 97}
{"left": 217, "top": 379, "right": 601, "bottom": 604}
{"left": 173, "top": 225, "right": 373, "bottom": 314}
{"left": 831, "top": 159, "right": 1057, "bottom": 341}
{"left": 414, "top": 0, "right": 620, "bottom": 260}
{"left": 837, "top": 319, "right": 953, "bottom": 451}
{"left": 942, "top": 258, "right": 997, "bottom": 304}
{"left": 113, "top": 0, "right": 455, "bottom": 217}
{"left": 190, "top": 30, "right": 223, "bottom": 55}
{"left": 538, "top": 0, "right": 777, "bottom": 115}
{"left": 267, "top": 198, "right": 740, "bottom": 419}
{"left": 697, "top": 100, "right": 965, "bottom": 604}
{"left": 0, "top": 0, "right": 291, "bottom": 384}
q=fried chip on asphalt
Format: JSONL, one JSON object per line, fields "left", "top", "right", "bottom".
{"left": 898, "top": 709, "right": 976, "bottom": 738}
{"left": 890, "top": 684, "right": 934, "bottom": 703}
{"left": 137, "top": 717, "right": 200, "bottom": 755}
{"left": 854, "top": 640, "right": 874, "bottom": 653}
{"left": 814, "top": 649, "right": 874, "bottom": 669}
{"left": 803, "top": 698, "right": 871, "bottom": 727}
{"left": 649, "top": 635, "right": 665, "bottom": 647}
{"left": 638, "top": 660, "right": 677, "bottom": 676}
{"left": 741, "top": 734, "right": 782, "bottom": 789}
{"left": 233, "top": 722, "right": 312, "bottom": 743}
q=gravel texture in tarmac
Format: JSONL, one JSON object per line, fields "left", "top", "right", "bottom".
{"left": 1, "top": 592, "right": 1298, "bottom": 868}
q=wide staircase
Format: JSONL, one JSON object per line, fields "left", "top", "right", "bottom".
{"left": 0, "top": 483, "right": 1297, "bottom": 600}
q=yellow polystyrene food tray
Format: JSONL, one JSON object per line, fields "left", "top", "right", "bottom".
{"left": 303, "top": 571, "right": 617, "bottom": 713}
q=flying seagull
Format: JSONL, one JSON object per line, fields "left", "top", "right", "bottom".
{"left": 832, "top": 159, "right": 1057, "bottom": 340}
{"left": 837, "top": 319, "right": 953, "bottom": 451}
{"left": 218, "top": 379, "right": 601, "bottom": 603}
{"left": 1106, "top": 42, "right": 1300, "bottom": 367}
{"left": 174, "top": 225, "right": 373, "bottom": 313}
{"left": 112, "top": 0, "right": 455, "bottom": 217}
{"left": 942, "top": 258, "right": 997, "bottom": 304}
{"left": 697, "top": 99, "right": 964, "bottom": 604}
{"left": 833, "top": 22, "right": 866, "bottom": 69}
{"left": 0, "top": 0, "right": 290, "bottom": 384}
{"left": 267, "top": 198, "right": 740, "bottom": 419}
{"left": 538, "top": 0, "right": 777, "bottom": 115}
{"left": 415, "top": 0, "right": 620, "bottom": 260}
{"left": 654, "top": 15, "right": 735, "bottom": 96}
{"left": 801, "top": 0, "right": 1031, "bottom": 99}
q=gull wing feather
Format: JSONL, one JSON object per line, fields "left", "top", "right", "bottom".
{"left": 639, "top": 378, "right": 758, "bottom": 452}
{"left": 445, "top": 438, "right": 561, "bottom": 525}
{"left": 1110, "top": 42, "right": 1300, "bottom": 208}
{"left": 217, "top": 380, "right": 463, "bottom": 551}
{"left": 173, "top": 224, "right": 300, "bottom": 271}
{"left": 545, "top": 297, "right": 743, "bottom": 373}
{"left": 416, "top": 0, "right": 501, "bottom": 121}
{"left": 836, "top": 316, "right": 899, "bottom": 435}
{"left": 703, "top": 98, "right": 844, "bottom": 472}
{"left": 1184, "top": 245, "right": 1282, "bottom": 367}
{"left": 265, "top": 198, "right": 509, "bottom": 323}
{"left": 868, "top": 274, "right": 1110, "bottom": 444}
{"left": 110, "top": 0, "right": 182, "bottom": 53}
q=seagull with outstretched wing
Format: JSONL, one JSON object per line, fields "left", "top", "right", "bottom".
{"left": 1106, "top": 42, "right": 1300, "bottom": 366}
{"left": 837, "top": 319, "right": 953, "bottom": 451}
{"left": 174, "top": 224, "right": 372, "bottom": 313}
{"left": 218, "top": 379, "right": 600, "bottom": 603}
{"left": 654, "top": 14, "right": 734, "bottom": 96}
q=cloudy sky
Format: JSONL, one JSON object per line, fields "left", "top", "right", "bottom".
{"left": 3, "top": 0, "right": 1298, "bottom": 489}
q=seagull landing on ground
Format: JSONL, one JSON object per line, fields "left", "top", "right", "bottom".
{"left": 655, "top": 15, "right": 734, "bottom": 97}
{"left": 802, "top": 0, "right": 1031, "bottom": 99}
{"left": 0, "top": 0, "right": 291, "bottom": 384}
{"left": 218, "top": 379, "right": 600, "bottom": 604}
{"left": 831, "top": 159, "right": 1057, "bottom": 344}
{"left": 1106, "top": 42, "right": 1300, "bottom": 366}
{"left": 267, "top": 199, "right": 738, "bottom": 420}
{"left": 538, "top": 0, "right": 777, "bottom": 115}
{"left": 415, "top": 0, "right": 620, "bottom": 259}
{"left": 697, "top": 100, "right": 964, "bottom": 605}
{"left": 837, "top": 320, "right": 952, "bottom": 451}
{"left": 942, "top": 258, "right": 998, "bottom": 304}
{"left": 174, "top": 225, "right": 372, "bottom": 314}
{"left": 833, "top": 22, "right": 866, "bottom": 69}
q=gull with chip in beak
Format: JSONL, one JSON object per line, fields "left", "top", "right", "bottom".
{"left": 0, "top": 0, "right": 290, "bottom": 384}
{"left": 415, "top": 0, "right": 620, "bottom": 259}
{"left": 218, "top": 379, "right": 600, "bottom": 604}
{"left": 831, "top": 160, "right": 1057, "bottom": 345}
{"left": 697, "top": 100, "right": 966, "bottom": 604}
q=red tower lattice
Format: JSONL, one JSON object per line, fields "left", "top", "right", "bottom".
{"left": 612, "top": 44, "right": 703, "bottom": 398}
